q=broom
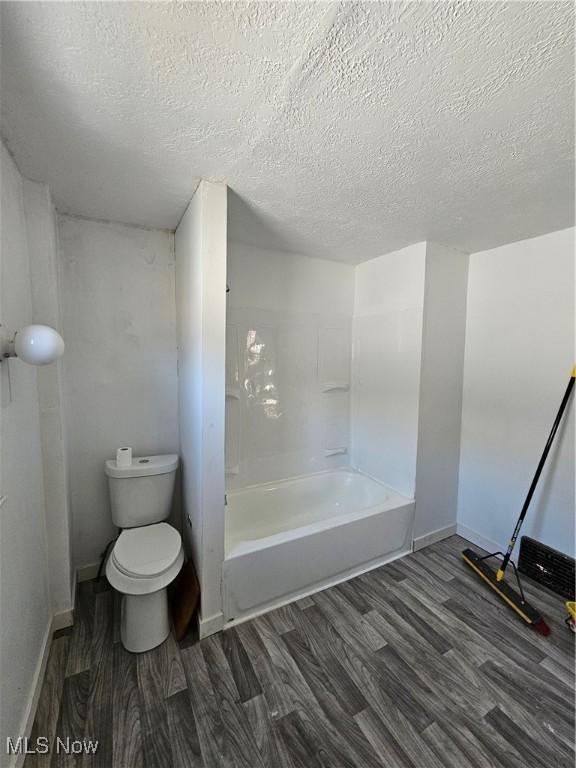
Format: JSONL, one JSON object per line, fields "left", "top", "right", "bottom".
{"left": 463, "top": 366, "right": 575, "bottom": 636}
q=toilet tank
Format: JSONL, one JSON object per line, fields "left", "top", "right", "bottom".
{"left": 105, "top": 454, "right": 179, "bottom": 528}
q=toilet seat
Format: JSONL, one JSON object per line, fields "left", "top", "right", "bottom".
{"left": 113, "top": 522, "right": 182, "bottom": 578}
{"left": 106, "top": 523, "right": 184, "bottom": 596}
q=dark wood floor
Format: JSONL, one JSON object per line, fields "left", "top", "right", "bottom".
{"left": 25, "top": 536, "right": 574, "bottom": 768}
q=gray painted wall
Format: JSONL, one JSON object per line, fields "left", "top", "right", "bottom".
{"left": 58, "top": 215, "right": 179, "bottom": 568}
{"left": 457, "top": 228, "right": 575, "bottom": 555}
{"left": 1, "top": 143, "right": 52, "bottom": 764}
{"left": 415, "top": 242, "right": 469, "bottom": 542}
{"left": 175, "top": 181, "right": 227, "bottom": 636}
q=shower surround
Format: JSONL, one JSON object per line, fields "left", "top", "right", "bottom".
{"left": 222, "top": 241, "right": 425, "bottom": 622}
{"left": 176, "top": 183, "right": 467, "bottom": 634}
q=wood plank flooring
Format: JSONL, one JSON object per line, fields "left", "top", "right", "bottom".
{"left": 25, "top": 536, "right": 575, "bottom": 767}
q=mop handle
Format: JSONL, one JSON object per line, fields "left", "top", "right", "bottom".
{"left": 496, "top": 367, "right": 576, "bottom": 581}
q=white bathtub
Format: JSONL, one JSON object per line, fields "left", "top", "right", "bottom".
{"left": 223, "top": 468, "right": 414, "bottom": 623}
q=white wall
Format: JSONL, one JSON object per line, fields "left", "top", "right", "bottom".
{"left": 58, "top": 215, "right": 179, "bottom": 569}
{"left": 175, "top": 181, "right": 227, "bottom": 636}
{"left": 414, "top": 243, "right": 469, "bottom": 544}
{"left": 352, "top": 243, "right": 426, "bottom": 496}
{"left": 24, "top": 179, "right": 73, "bottom": 619}
{"left": 0, "top": 144, "right": 52, "bottom": 763}
{"left": 457, "top": 228, "right": 575, "bottom": 556}
{"left": 226, "top": 241, "right": 354, "bottom": 488}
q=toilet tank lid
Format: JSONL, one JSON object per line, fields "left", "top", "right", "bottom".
{"left": 105, "top": 454, "right": 179, "bottom": 478}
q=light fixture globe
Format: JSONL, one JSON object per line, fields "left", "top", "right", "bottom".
{"left": 14, "top": 324, "right": 65, "bottom": 365}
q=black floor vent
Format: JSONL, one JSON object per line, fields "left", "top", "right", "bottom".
{"left": 518, "top": 536, "right": 575, "bottom": 600}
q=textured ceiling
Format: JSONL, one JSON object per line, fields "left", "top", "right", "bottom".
{"left": 1, "top": 1, "right": 574, "bottom": 263}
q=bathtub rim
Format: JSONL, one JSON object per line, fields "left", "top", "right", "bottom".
{"left": 225, "top": 465, "right": 412, "bottom": 501}
{"left": 225, "top": 467, "right": 414, "bottom": 558}
{"left": 225, "top": 495, "right": 415, "bottom": 559}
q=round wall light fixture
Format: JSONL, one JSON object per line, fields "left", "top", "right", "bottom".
{"left": 3, "top": 324, "right": 65, "bottom": 365}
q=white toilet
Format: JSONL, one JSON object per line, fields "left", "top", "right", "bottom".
{"left": 105, "top": 454, "right": 184, "bottom": 653}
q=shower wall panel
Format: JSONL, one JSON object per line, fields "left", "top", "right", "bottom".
{"left": 226, "top": 308, "right": 352, "bottom": 489}
{"left": 226, "top": 242, "right": 354, "bottom": 489}
{"left": 351, "top": 243, "right": 426, "bottom": 498}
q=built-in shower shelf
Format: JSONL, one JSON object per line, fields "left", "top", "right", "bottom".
{"left": 324, "top": 447, "right": 348, "bottom": 457}
{"left": 226, "top": 387, "right": 241, "bottom": 400}
{"left": 321, "top": 382, "right": 349, "bottom": 393}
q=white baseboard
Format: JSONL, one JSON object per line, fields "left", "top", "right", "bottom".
{"left": 52, "top": 608, "right": 74, "bottom": 631}
{"left": 12, "top": 618, "right": 53, "bottom": 768}
{"left": 456, "top": 523, "right": 502, "bottom": 555}
{"left": 413, "top": 524, "right": 457, "bottom": 552}
{"left": 70, "top": 566, "right": 78, "bottom": 615}
{"left": 76, "top": 562, "right": 100, "bottom": 583}
{"left": 9, "top": 595, "right": 77, "bottom": 768}
{"left": 198, "top": 611, "right": 224, "bottom": 638}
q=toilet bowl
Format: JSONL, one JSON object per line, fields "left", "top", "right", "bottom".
{"left": 106, "top": 522, "right": 184, "bottom": 652}
{"left": 104, "top": 453, "right": 183, "bottom": 653}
